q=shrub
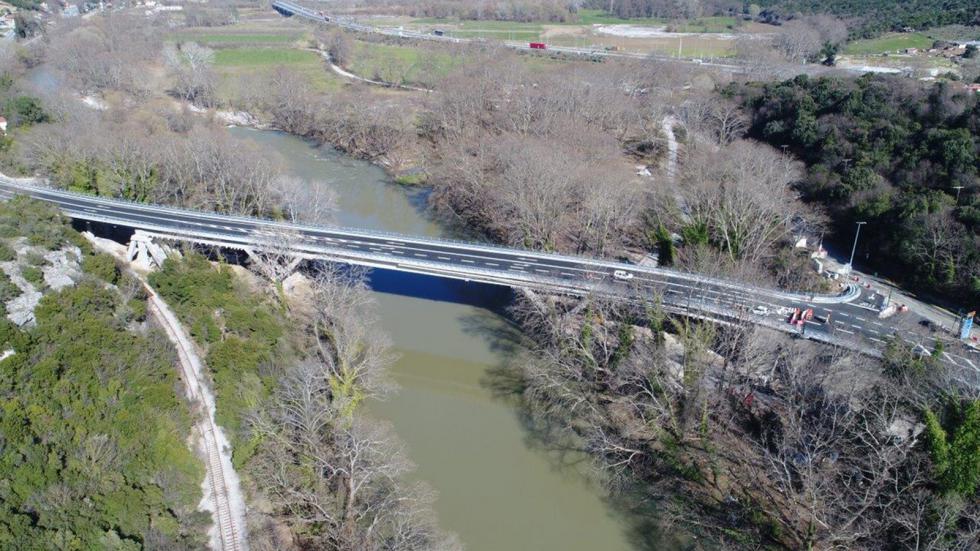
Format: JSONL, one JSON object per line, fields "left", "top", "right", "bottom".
{"left": 0, "top": 270, "right": 20, "bottom": 303}
{"left": 20, "top": 265, "right": 43, "bottom": 287}
{"left": 0, "top": 241, "right": 14, "bottom": 262}
{"left": 82, "top": 253, "right": 120, "bottom": 285}
{"left": 127, "top": 297, "right": 147, "bottom": 322}
{"left": 23, "top": 250, "right": 45, "bottom": 266}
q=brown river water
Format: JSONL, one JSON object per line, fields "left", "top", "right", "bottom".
{"left": 230, "top": 126, "right": 679, "bottom": 551}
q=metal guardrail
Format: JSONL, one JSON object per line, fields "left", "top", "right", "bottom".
{"left": 0, "top": 178, "right": 860, "bottom": 306}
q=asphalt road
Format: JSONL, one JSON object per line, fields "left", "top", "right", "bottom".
{"left": 1, "top": 178, "right": 977, "bottom": 379}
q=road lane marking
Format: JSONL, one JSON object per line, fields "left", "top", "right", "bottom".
{"left": 437, "top": 256, "right": 451, "bottom": 261}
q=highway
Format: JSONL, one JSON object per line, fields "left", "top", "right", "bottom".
{"left": 270, "top": 0, "right": 743, "bottom": 70}
{"left": 0, "top": 177, "right": 977, "bottom": 383}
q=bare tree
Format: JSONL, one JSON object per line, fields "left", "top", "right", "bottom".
{"left": 304, "top": 263, "right": 395, "bottom": 413}
{"left": 681, "top": 94, "right": 748, "bottom": 145}
{"left": 249, "top": 361, "right": 458, "bottom": 551}
{"left": 317, "top": 27, "right": 352, "bottom": 67}
{"left": 774, "top": 20, "right": 823, "bottom": 64}
{"left": 276, "top": 175, "right": 338, "bottom": 226}
{"left": 164, "top": 42, "right": 217, "bottom": 107}
{"left": 679, "top": 140, "right": 810, "bottom": 265}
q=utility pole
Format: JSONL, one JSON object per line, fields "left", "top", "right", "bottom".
{"left": 952, "top": 185, "right": 964, "bottom": 204}
{"left": 846, "top": 221, "right": 866, "bottom": 273}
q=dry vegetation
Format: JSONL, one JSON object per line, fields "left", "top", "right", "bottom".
{"left": 6, "top": 5, "right": 976, "bottom": 550}
{"left": 507, "top": 291, "right": 980, "bottom": 549}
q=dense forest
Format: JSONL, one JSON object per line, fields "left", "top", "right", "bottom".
{"left": 0, "top": 198, "right": 206, "bottom": 548}
{"left": 755, "top": 0, "right": 980, "bottom": 37}
{"left": 730, "top": 75, "right": 979, "bottom": 308}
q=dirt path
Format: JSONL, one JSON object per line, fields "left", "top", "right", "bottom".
{"left": 311, "top": 48, "right": 433, "bottom": 92}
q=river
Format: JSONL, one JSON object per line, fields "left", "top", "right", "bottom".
{"left": 228, "top": 127, "right": 669, "bottom": 551}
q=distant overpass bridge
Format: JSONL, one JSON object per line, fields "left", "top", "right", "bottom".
{"left": 0, "top": 177, "right": 977, "bottom": 382}
{"left": 270, "top": 0, "right": 743, "bottom": 71}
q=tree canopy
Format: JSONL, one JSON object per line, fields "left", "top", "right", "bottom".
{"left": 732, "top": 75, "right": 979, "bottom": 308}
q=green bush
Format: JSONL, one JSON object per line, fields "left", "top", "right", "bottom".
{"left": 82, "top": 253, "right": 120, "bottom": 285}
{"left": 127, "top": 297, "right": 147, "bottom": 322}
{"left": 149, "top": 253, "right": 291, "bottom": 450}
{"left": 23, "top": 250, "right": 45, "bottom": 266}
{"left": 0, "top": 282, "right": 206, "bottom": 547}
{"left": 0, "top": 241, "right": 14, "bottom": 261}
{"left": 0, "top": 196, "right": 75, "bottom": 250}
{"left": 20, "top": 264, "right": 43, "bottom": 287}
{"left": 924, "top": 400, "right": 980, "bottom": 496}
{"left": 4, "top": 95, "right": 47, "bottom": 127}
{"left": 0, "top": 269, "right": 21, "bottom": 303}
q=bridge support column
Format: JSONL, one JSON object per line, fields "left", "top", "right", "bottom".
{"left": 127, "top": 230, "right": 179, "bottom": 270}
{"left": 242, "top": 247, "right": 303, "bottom": 282}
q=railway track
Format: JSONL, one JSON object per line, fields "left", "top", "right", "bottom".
{"left": 146, "top": 288, "right": 246, "bottom": 551}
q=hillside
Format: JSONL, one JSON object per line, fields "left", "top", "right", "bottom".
{"left": 756, "top": 0, "right": 980, "bottom": 37}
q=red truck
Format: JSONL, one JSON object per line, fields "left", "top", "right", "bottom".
{"left": 529, "top": 42, "right": 547, "bottom": 50}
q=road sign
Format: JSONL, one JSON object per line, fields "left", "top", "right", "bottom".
{"left": 961, "top": 311, "right": 976, "bottom": 340}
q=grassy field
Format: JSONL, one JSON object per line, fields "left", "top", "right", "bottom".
{"left": 576, "top": 9, "right": 738, "bottom": 31}
{"left": 843, "top": 32, "right": 934, "bottom": 55}
{"left": 347, "top": 41, "right": 462, "bottom": 87}
{"left": 175, "top": 32, "right": 305, "bottom": 46}
{"left": 575, "top": 8, "right": 663, "bottom": 25}
{"left": 212, "top": 47, "right": 341, "bottom": 104}
{"left": 214, "top": 48, "right": 319, "bottom": 67}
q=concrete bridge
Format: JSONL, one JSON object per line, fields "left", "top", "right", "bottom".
{"left": 0, "top": 178, "right": 977, "bottom": 382}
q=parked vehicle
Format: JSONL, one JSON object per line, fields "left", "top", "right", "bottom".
{"left": 529, "top": 42, "right": 547, "bottom": 50}
{"left": 752, "top": 305, "right": 769, "bottom": 315}
{"left": 613, "top": 270, "right": 633, "bottom": 281}
{"left": 432, "top": 29, "right": 445, "bottom": 36}
{"left": 789, "top": 308, "right": 801, "bottom": 324}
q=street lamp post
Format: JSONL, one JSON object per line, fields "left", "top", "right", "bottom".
{"left": 846, "top": 221, "right": 867, "bottom": 273}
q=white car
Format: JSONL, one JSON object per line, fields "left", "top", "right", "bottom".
{"left": 752, "top": 305, "right": 770, "bottom": 316}
{"left": 613, "top": 270, "right": 634, "bottom": 281}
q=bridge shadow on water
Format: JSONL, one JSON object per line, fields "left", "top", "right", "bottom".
{"left": 364, "top": 266, "right": 515, "bottom": 312}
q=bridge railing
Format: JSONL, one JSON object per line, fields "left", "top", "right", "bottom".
{"left": 2, "top": 177, "right": 860, "bottom": 305}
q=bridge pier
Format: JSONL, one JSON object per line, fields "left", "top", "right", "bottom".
{"left": 126, "top": 230, "right": 180, "bottom": 270}
{"left": 242, "top": 247, "right": 303, "bottom": 282}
